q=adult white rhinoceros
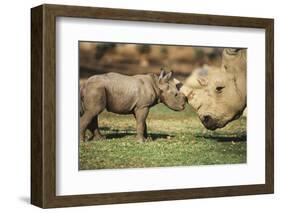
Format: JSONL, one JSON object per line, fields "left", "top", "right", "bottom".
{"left": 176, "top": 48, "right": 247, "bottom": 130}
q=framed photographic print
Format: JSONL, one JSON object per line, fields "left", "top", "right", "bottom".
{"left": 31, "top": 4, "right": 274, "bottom": 208}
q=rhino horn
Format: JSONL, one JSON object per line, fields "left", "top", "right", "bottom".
{"left": 173, "top": 78, "right": 181, "bottom": 85}
{"left": 173, "top": 78, "right": 192, "bottom": 97}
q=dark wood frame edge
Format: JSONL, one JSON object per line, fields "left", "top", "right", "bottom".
{"left": 31, "top": 4, "right": 274, "bottom": 208}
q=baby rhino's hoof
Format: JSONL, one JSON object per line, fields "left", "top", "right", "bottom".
{"left": 92, "top": 134, "right": 106, "bottom": 141}
{"left": 83, "top": 133, "right": 105, "bottom": 142}
{"left": 136, "top": 136, "right": 146, "bottom": 143}
{"left": 80, "top": 135, "right": 86, "bottom": 142}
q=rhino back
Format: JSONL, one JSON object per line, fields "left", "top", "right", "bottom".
{"left": 99, "top": 73, "right": 158, "bottom": 114}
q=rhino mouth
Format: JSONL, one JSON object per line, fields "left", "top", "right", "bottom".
{"left": 169, "top": 102, "right": 186, "bottom": 111}
{"left": 200, "top": 115, "right": 220, "bottom": 130}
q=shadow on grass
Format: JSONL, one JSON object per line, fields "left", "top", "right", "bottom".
{"left": 99, "top": 127, "right": 170, "bottom": 140}
{"left": 105, "top": 132, "right": 171, "bottom": 140}
{"left": 195, "top": 132, "right": 246, "bottom": 143}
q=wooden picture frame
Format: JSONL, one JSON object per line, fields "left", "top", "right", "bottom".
{"left": 31, "top": 4, "right": 274, "bottom": 208}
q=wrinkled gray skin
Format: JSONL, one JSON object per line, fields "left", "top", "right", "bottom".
{"left": 80, "top": 70, "right": 186, "bottom": 142}
{"left": 175, "top": 48, "right": 247, "bottom": 130}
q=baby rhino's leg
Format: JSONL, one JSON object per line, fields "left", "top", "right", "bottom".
{"left": 80, "top": 111, "right": 94, "bottom": 142}
{"left": 80, "top": 86, "right": 106, "bottom": 142}
{"left": 87, "top": 115, "right": 105, "bottom": 140}
{"left": 134, "top": 107, "right": 149, "bottom": 142}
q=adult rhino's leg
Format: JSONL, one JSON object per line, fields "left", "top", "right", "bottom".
{"left": 134, "top": 107, "right": 149, "bottom": 142}
{"left": 87, "top": 115, "right": 105, "bottom": 140}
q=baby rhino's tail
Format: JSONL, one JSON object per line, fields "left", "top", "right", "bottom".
{"left": 80, "top": 82, "right": 86, "bottom": 116}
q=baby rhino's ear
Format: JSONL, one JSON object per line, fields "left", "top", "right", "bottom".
{"left": 162, "top": 71, "right": 173, "bottom": 83}
{"left": 159, "top": 69, "right": 166, "bottom": 80}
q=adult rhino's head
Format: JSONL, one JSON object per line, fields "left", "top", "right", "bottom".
{"left": 157, "top": 68, "right": 186, "bottom": 111}
{"left": 176, "top": 48, "right": 247, "bottom": 130}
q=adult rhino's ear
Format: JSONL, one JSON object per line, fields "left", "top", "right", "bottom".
{"left": 222, "top": 48, "right": 245, "bottom": 60}
{"left": 225, "top": 48, "right": 241, "bottom": 54}
{"left": 222, "top": 48, "right": 247, "bottom": 74}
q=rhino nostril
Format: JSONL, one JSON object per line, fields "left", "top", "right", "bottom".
{"left": 201, "top": 115, "right": 218, "bottom": 130}
{"left": 203, "top": 115, "right": 212, "bottom": 124}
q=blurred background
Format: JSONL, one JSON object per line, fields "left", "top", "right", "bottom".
{"left": 79, "top": 42, "right": 223, "bottom": 81}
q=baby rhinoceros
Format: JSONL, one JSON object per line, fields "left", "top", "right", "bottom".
{"left": 80, "top": 69, "right": 186, "bottom": 142}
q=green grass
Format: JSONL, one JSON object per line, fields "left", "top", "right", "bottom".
{"left": 79, "top": 104, "right": 246, "bottom": 170}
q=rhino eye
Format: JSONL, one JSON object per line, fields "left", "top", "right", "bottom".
{"left": 216, "top": 86, "right": 225, "bottom": 93}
